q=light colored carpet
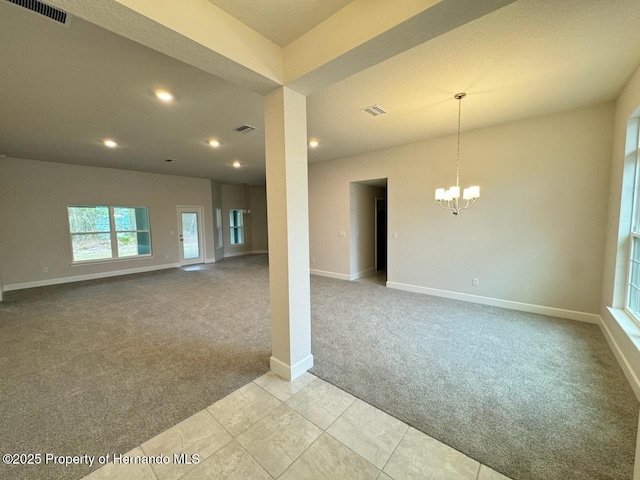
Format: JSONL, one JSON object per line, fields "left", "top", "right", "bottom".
{"left": 0, "top": 256, "right": 271, "bottom": 480}
{"left": 0, "top": 255, "right": 637, "bottom": 480}
{"left": 310, "top": 274, "right": 639, "bottom": 480}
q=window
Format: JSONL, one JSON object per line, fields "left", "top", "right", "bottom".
{"left": 626, "top": 118, "right": 640, "bottom": 321}
{"left": 68, "top": 206, "right": 151, "bottom": 262}
{"left": 229, "top": 209, "right": 244, "bottom": 245}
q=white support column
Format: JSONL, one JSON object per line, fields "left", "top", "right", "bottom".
{"left": 264, "top": 86, "right": 313, "bottom": 380}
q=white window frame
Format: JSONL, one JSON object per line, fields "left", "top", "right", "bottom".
{"left": 229, "top": 208, "right": 244, "bottom": 245}
{"left": 624, "top": 119, "right": 640, "bottom": 325}
{"left": 68, "top": 205, "right": 152, "bottom": 264}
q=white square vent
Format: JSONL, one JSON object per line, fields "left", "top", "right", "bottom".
{"left": 361, "top": 104, "right": 388, "bottom": 117}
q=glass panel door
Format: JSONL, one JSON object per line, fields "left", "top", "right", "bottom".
{"left": 178, "top": 207, "right": 204, "bottom": 265}
{"left": 181, "top": 212, "right": 199, "bottom": 259}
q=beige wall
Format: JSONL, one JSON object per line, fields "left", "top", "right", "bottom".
{"left": 250, "top": 185, "right": 268, "bottom": 252}
{"left": 211, "top": 180, "right": 225, "bottom": 262}
{"left": 221, "top": 184, "right": 252, "bottom": 257}
{"left": 310, "top": 103, "right": 613, "bottom": 315}
{"left": 600, "top": 64, "right": 640, "bottom": 399}
{"left": 0, "top": 157, "right": 215, "bottom": 288}
{"left": 221, "top": 184, "right": 268, "bottom": 256}
{"left": 602, "top": 65, "right": 640, "bottom": 309}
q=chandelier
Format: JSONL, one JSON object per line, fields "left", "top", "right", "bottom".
{"left": 435, "top": 92, "right": 480, "bottom": 215}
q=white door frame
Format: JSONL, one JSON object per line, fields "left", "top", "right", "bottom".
{"left": 177, "top": 206, "right": 205, "bottom": 265}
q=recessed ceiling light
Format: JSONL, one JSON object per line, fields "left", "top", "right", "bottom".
{"left": 309, "top": 140, "right": 319, "bottom": 148}
{"left": 232, "top": 161, "right": 241, "bottom": 168}
{"left": 155, "top": 90, "right": 173, "bottom": 102}
{"left": 103, "top": 139, "right": 117, "bottom": 148}
{"left": 209, "top": 140, "right": 220, "bottom": 148}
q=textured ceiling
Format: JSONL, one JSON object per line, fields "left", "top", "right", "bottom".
{"left": 306, "top": 0, "right": 640, "bottom": 163}
{"left": 208, "top": 0, "right": 353, "bottom": 46}
{"left": 1, "top": 0, "right": 640, "bottom": 183}
{"left": 0, "top": 2, "right": 266, "bottom": 184}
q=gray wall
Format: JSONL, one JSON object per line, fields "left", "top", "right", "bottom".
{"left": 310, "top": 102, "right": 613, "bottom": 315}
{"left": 0, "top": 157, "right": 215, "bottom": 287}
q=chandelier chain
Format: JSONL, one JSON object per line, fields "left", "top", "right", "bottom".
{"left": 456, "top": 95, "right": 461, "bottom": 188}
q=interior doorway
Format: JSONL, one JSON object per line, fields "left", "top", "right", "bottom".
{"left": 349, "top": 178, "right": 387, "bottom": 285}
{"left": 177, "top": 206, "right": 204, "bottom": 265}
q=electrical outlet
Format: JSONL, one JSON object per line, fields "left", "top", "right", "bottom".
{"left": 472, "top": 278, "right": 479, "bottom": 286}
{"left": 165, "top": 254, "right": 169, "bottom": 259}
{"left": 312, "top": 257, "right": 316, "bottom": 264}
{"left": 43, "top": 267, "right": 48, "bottom": 273}
{"left": 393, "top": 232, "right": 399, "bottom": 239}
{"left": 339, "top": 231, "right": 346, "bottom": 237}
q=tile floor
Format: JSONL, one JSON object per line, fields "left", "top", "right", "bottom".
{"left": 83, "top": 371, "right": 513, "bottom": 480}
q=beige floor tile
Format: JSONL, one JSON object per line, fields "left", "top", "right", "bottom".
{"left": 279, "top": 433, "right": 379, "bottom": 480}
{"left": 478, "top": 465, "right": 513, "bottom": 480}
{"left": 285, "top": 378, "right": 356, "bottom": 429}
{"left": 81, "top": 447, "right": 157, "bottom": 480}
{"left": 253, "top": 370, "right": 316, "bottom": 401}
{"left": 141, "top": 410, "right": 232, "bottom": 480}
{"left": 327, "top": 399, "right": 408, "bottom": 469}
{"left": 377, "top": 473, "right": 394, "bottom": 480}
{"left": 383, "top": 427, "right": 479, "bottom": 480}
{"left": 179, "top": 440, "right": 271, "bottom": 480}
{"left": 236, "top": 403, "right": 323, "bottom": 477}
{"left": 207, "top": 382, "right": 282, "bottom": 436}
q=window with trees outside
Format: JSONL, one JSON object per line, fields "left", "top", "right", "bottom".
{"left": 230, "top": 209, "right": 244, "bottom": 245}
{"left": 68, "top": 206, "right": 151, "bottom": 263}
{"left": 626, "top": 118, "right": 640, "bottom": 323}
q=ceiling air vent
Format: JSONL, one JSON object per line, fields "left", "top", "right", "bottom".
{"left": 6, "top": 0, "right": 69, "bottom": 24}
{"left": 234, "top": 124, "right": 256, "bottom": 133}
{"left": 361, "top": 104, "right": 388, "bottom": 117}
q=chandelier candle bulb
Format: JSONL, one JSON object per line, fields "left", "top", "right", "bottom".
{"left": 435, "top": 188, "right": 445, "bottom": 200}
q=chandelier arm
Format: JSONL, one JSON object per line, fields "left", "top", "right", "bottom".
{"left": 437, "top": 200, "right": 452, "bottom": 210}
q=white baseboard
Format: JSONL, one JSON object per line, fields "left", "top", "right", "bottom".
{"left": 224, "top": 251, "right": 252, "bottom": 258}
{"left": 310, "top": 269, "right": 351, "bottom": 281}
{"left": 205, "top": 258, "right": 216, "bottom": 264}
{"left": 3, "top": 263, "right": 181, "bottom": 292}
{"left": 602, "top": 308, "right": 640, "bottom": 401}
{"left": 350, "top": 268, "right": 376, "bottom": 281}
{"left": 224, "top": 250, "right": 268, "bottom": 258}
{"left": 386, "top": 281, "right": 601, "bottom": 324}
{"left": 270, "top": 354, "right": 314, "bottom": 381}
